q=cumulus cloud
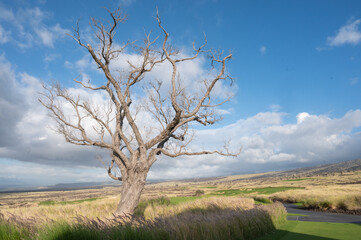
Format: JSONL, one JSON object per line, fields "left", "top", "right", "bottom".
{"left": 0, "top": 55, "right": 27, "bottom": 147}
{"left": 328, "top": 19, "right": 361, "bottom": 46}
{"left": 108, "top": 50, "right": 235, "bottom": 102}
{"left": 151, "top": 110, "right": 361, "bottom": 178}
{"left": 1, "top": 47, "right": 361, "bottom": 184}
{"left": 0, "top": 158, "right": 107, "bottom": 187}
{"left": 0, "top": 44, "right": 235, "bottom": 166}
{"left": 0, "top": 55, "right": 109, "bottom": 168}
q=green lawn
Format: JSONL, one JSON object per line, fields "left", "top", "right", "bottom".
{"left": 287, "top": 213, "right": 309, "bottom": 217}
{"left": 257, "top": 221, "right": 361, "bottom": 240}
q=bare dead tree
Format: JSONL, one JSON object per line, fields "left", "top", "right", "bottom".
{"left": 39, "top": 8, "right": 238, "bottom": 217}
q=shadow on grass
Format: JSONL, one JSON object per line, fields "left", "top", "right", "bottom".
{"left": 257, "top": 229, "right": 337, "bottom": 240}
{"left": 256, "top": 220, "right": 361, "bottom": 240}
{"left": 34, "top": 206, "right": 283, "bottom": 240}
{"left": 1, "top": 202, "right": 292, "bottom": 240}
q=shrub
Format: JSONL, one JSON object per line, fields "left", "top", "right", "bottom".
{"left": 319, "top": 200, "right": 332, "bottom": 210}
{"left": 148, "top": 196, "right": 171, "bottom": 206}
{"left": 194, "top": 190, "right": 205, "bottom": 196}
{"left": 39, "top": 200, "right": 56, "bottom": 206}
{"left": 301, "top": 199, "right": 318, "bottom": 209}
{"left": 336, "top": 201, "right": 348, "bottom": 211}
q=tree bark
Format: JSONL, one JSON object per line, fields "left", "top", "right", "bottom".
{"left": 114, "top": 167, "right": 148, "bottom": 217}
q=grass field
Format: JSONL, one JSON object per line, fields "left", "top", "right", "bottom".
{"left": 257, "top": 221, "right": 361, "bottom": 240}
{"left": 38, "top": 198, "right": 99, "bottom": 206}
{"left": 213, "top": 187, "right": 305, "bottom": 196}
{"left": 283, "top": 178, "right": 311, "bottom": 182}
{"left": 0, "top": 198, "right": 287, "bottom": 240}
{"left": 0, "top": 169, "right": 360, "bottom": 239}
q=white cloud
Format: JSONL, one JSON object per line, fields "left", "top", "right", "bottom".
{"left": 0, "top": 24, "right": 10, "bottom": 43}
{"left": 150, "top": 110, "right": 361, "bottom": 178}
{"left": 260, "top": 46, "right": 266, "bottom": 54}
{"left": 44, "top": 53, "right": 57, "bottom": 63}
{"left": 108, "top": 50, "right": 235, "bottom": 102}
{"left": 0, "top": 158, "right": 107, "bottom": 187}
{"left": 269, "top": 153, "right": 296, "bottom": 162}
{"left": 0, "top": 5, "right": 15, "bottom": 21}
{"left": 0, "top": 47, "right": 235, "bottom": 181}
{"left": 64, "top": 60, "right": 73, "bottom": 69}
{"left": 76, "top": 55, "right": 94, "bottom": 70}
{"left": 0, "top": 54, "right": 26, "bottom": 147}
{"left": 1, "top": 48, "right": 361, "bottom": 184}
{"left": 269, "top": 104, "right": 281, "bottom": 112}
{"left": 296, "top": 112, "right": 310, "bottom": 123}
{"left": 328, "top": 19, "right": 361, "bottom": 46}
{"left": 0, "top": 5, "right": 67, "bottom": 48}
{"left": 0, "top": 55, "right": 109, "bottom": 168}
{"left": 35, "top": 27, "right": 54, "bottom": 47}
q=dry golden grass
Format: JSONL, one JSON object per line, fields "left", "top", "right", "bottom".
{"left": 1, "top": 196, "right": 119, "bottom": 223}
{"left": 143, "top": 197, "right": 255, "bottom": 220}
{"left": 0, "top": 201, "right": 287, "bottom": 240}
{"left": 0, "top": 170, "right": 360, "bottom": 222}
{"left": 1, "top": 196, "right": 255, "bottom": 224}
{"left": 271, "top": 184, "right": 361, "bottom": 210}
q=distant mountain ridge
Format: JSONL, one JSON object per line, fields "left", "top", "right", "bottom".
{"left": 245, "top": 159, "right": 361, "bottom": 181}
{"left": 1, "top": 159, "right": 360, "bottom": 193}
{"left": 281, "top": 159, "right": 361, "bottom": 176}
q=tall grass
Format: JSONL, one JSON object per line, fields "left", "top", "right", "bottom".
{"left": 143, "top": 197, "right": 255, "bottom": 220}
{"left": 270, "top": 185, "right": 361, "bottom": 211}
{"left": 212, "top": 187, "right": 304, "bottom": 196}
{"left": 0, "top": 199, "right": 287, "bottom": 240}
{"left": 38, "top": 198, "right": 99, "bottom": 206}
{"left": 1, "top": 196, "right": 120, "bottom": 222}
{"left": 0, "top": 221, "right": 31, "bottom": 240}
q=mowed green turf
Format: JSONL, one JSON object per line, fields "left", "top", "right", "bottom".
{"left": 287, "top": 213, "right": 309, "bottom": 217}
{"left": 257, "top": 221, "right": 361, "bottom": 240}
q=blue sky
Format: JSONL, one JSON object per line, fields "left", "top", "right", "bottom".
{"left": 0, "top": 0, "right": 361, "bottom": 187}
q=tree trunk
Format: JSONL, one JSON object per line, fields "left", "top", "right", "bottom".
{"left": 114, "top": 168, "right": 148, "bottom": 217}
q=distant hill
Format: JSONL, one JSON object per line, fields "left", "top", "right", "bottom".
{"left": 280, "top": 159, "right": 361, "bottom": 176}
{"left": 0, "top": 181, "right": 121, "bottom": 193}
{"left": 1, "top": 159, "right": 360, "bottom": 193}
{"left": 245, "top": 159, "right": 361, "bottom": 180}
{"left": 0, "top": 178, "right": 163, "bottom": 193}
{"left": 202, "top": 158, "right": 361, "bottom": 184}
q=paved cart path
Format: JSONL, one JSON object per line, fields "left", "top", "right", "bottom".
{"left": 284, "top": 203, "right": 361, "bottom": 224}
